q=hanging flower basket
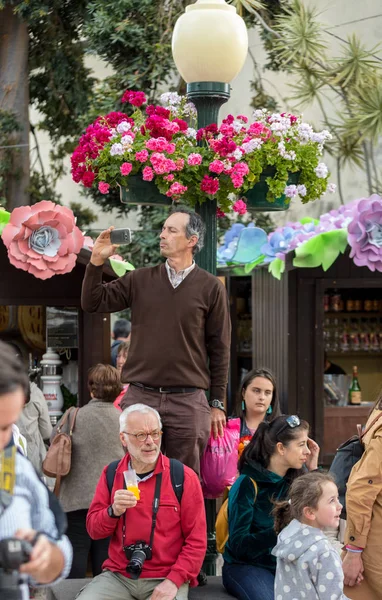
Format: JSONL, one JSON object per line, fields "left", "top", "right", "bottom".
{"left": 119, "top": 176, "right": 172, "bottom": 206}
{"left": 244, "top": 170, "right": 300, "bottom": 212}
{"left": 71, "top": 89, "right": 336, "bottom": 216}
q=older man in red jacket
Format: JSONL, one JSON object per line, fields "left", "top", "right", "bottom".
{"left": 77, "top": 403, "right": 206, "bottom": 600}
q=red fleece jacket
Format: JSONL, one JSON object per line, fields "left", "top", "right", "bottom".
{"left": 86, "top": 453, "right": 206, "bottom": 588}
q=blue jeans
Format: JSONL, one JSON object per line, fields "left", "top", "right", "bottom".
{"left": 223, "top": 562, "right": 275, "bottom": 600}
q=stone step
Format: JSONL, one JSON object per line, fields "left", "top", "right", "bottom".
{"left": 46, "top": 576, "right": 230, "bottom": 600}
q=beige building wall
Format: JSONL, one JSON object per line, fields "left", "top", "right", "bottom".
{"left": 30, "top": 0, "right": 382, "bottom": 231}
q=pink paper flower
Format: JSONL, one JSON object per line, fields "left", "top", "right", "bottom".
{"left": 142, "top": 167, "right": 154, "bottom": 181}
{"left": 98, "top": 182, "right": 110, "bottom": 194}
{"left": 83, "top": 236, "right": 95, "bottom": 251}
{"left": 233, "top": 199, "right": 247, "bottom": 215}
{"left": 1, "top": 201, "right": 84, "bottom": 280}
{"left": 110, "top": 254, "right": 124, "bottom": 261}
{"left": 120, "top": 162, "right": 133, "bottom": 176}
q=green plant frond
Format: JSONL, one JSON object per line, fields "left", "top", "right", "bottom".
{"left": 273, "top": 0, "right": 327, "bottom": 66}
{"left": 287, "top": 67, "right": 326, "bottom": 107}
{"left": 327, "top": 123, "right": 367, "bottom": 168}
{"left": 329, "top": 34, "right": 382, "bottom": 89}
{"left": 228, "top": 0, "right": 265, "bottom": 17}
{"left": 331, "top": 139, "right": 365, "bottom": 169}
{"left": 345, "top": 80, "right": 382, "bottom": 143}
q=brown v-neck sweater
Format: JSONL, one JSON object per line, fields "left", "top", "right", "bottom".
{"left": 81, "top": 262, "right": 231, "bottom": 400}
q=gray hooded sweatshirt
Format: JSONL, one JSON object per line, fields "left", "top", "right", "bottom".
{"left": 272, "top": 519, "right": 349, "bottom": 600}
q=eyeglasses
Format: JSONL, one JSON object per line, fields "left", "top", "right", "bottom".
{"left": 276, "top": 415, "right": 301, "bottom": 437}
{"left": 122, "top": 430, "right": 162, "bottom": 443}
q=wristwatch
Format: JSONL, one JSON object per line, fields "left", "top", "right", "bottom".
{"left": 209, "top": 399, "right": 225, "bottom": 412}
{"left": 107, "top": 504, "right": 120, "bottom": 518}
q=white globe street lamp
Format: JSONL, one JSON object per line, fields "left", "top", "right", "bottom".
{"left": 172, "top": 0, "right": 249, "bottom": 273}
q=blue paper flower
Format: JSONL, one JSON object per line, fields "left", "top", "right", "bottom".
{"left": 261, "top": 227, "right": 297, "bottom": 263}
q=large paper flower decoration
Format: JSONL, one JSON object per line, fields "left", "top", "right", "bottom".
{"left": 1, "top": 201, "right": 84, "bottom": 280}
{"left": 347, "top": 195, "right": 382, "bottom": 272}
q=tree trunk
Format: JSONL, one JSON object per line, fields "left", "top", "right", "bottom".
{"left": 0, "top": 5, "right": 30, "bottom": 210}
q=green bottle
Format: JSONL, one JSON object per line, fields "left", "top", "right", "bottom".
{"left": 349, "top": 365, "right": 362, "bottom": 405}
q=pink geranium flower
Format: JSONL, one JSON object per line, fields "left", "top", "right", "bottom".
{"left": 200, "top": 175, "right": 219, "bottom": 195}
{"left": 145, "top": 137, "right": 169, "bottom": 152}
{"left": 166, "top": 182, "right": 188, "bottom": 197}
{"left": 120, "top": 162, "right": 133, "bottom": 176}
{"left": 233, "top": 199, "right": 247, "bottom": 215}
{"left": 2, "top": 201, "right": 84, "bottom": 280}
{"left": 135, "top": 150, "right": 149, "bottom": 162}
{"left": 142, "top": 167, "right": 154, "bottom": 181}
{"left": 82, "top": 171, "right": 95, "bottom": 188}
{"left": 209, "top": 160, "right": 225, "bottom": 174}
{"left": 98, "top": 182, "right": 110, "bottom": 194}
{"left": 187, "top": 153, "right": 203, "bottom": 166}
{"left": 121, "top": 90, "right": 147, "bottom": 107}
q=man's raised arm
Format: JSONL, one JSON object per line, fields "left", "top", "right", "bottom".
{"left": 81, "top": 227, "right": 133, "bottom": 313}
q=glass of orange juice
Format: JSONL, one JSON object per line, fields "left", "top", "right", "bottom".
{"left": 123, "top": 469, "right": 140, "bottom": 500}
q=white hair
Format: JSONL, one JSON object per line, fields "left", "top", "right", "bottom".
{"left": 119, "top": 403, "right": 162, "bottom": 433}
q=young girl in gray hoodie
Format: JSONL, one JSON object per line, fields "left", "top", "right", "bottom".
{"left": 272, "top": 471, "right": 353, "bottom": 600}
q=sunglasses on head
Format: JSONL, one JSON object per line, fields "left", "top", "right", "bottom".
{"left": 276, "top": 415, "right": 301, "bottom": 437}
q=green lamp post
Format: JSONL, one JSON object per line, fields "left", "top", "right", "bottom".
{"left": 172, "top": 0, "right": 248, "bottom": 273}
{"left": 172, "top": 0, "right": 249, "bottom": 573}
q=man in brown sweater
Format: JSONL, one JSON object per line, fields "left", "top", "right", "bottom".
{"left": 81, "top": 207, "right": 231, "bottom": 475}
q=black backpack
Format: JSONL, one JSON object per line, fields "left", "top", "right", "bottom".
{"left": 106, "top": 458, "right": 184, "bottom": 504}
{"left": 329, "top": 412, "right": 382, "bottom": 519}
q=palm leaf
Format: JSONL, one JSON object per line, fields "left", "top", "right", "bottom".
{"left": 329, "top": 35, "right": 382, "bottom": 89}
{"left": 345, "top": 79, "right": 382, "bottom": 143}
{"left": 228, "top": 0, "right": 265, "bottom": 16}
{"left": 273, "top": 0, "right": 327, "bottom": 66}
{"left": 287, "top": 66, "right": 327, "bottom": 107}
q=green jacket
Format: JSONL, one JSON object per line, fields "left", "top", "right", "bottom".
{"left": 223, "top": 459, "right": 291, "bottom": 573}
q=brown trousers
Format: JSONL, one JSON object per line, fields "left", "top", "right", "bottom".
{"left": 120, "top": 385, "right": 211, "bottom": 476}
{"left": 343, "top": 547, "right": 382, "bottom": 600}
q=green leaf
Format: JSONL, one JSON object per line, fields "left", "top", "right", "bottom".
{"left": 109, "top": 258, "right": 135, "bottom": 277}
{"left": 268, "top": 258, "right": 285, "bottom": 279}
{"left": 0, "top": 210, "right": 10, "bottom": 235}
{"left": 299, "top": 217, "right": 319, "bottom": 225}
{"left": 244, "top": 254, "right": 266, "bottom": 273}
{"left": 293, "top": 229, "right": 348, "bottom": 271}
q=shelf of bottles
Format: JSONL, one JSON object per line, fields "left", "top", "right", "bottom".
{"left": 324, "top": 291, "right": 382, "bottom": 355}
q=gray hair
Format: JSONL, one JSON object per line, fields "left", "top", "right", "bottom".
{"left": 119, "top": 403, "right": 162, "bottom": 433}
{"left": 170, "top": 207, "right": 206, "bottom": 254}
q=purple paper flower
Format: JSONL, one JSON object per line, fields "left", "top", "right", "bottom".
{"left": 347, "top": 195, "right": 382, "bottom": 272}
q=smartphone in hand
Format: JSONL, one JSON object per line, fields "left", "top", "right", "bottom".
{"left": 110, "top": 228, "right": 132, "bottom": 245}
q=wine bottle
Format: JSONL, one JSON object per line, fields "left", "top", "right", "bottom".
{"left": 349, "top": 366, "right": 362, "bottom": 405}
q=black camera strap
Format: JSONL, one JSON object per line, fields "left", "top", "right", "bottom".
{"left": 148, "top": 473, "right": 162, "bottom": 550}
{"left": 122, "top": 472, "right": 163, "bottom": 550}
